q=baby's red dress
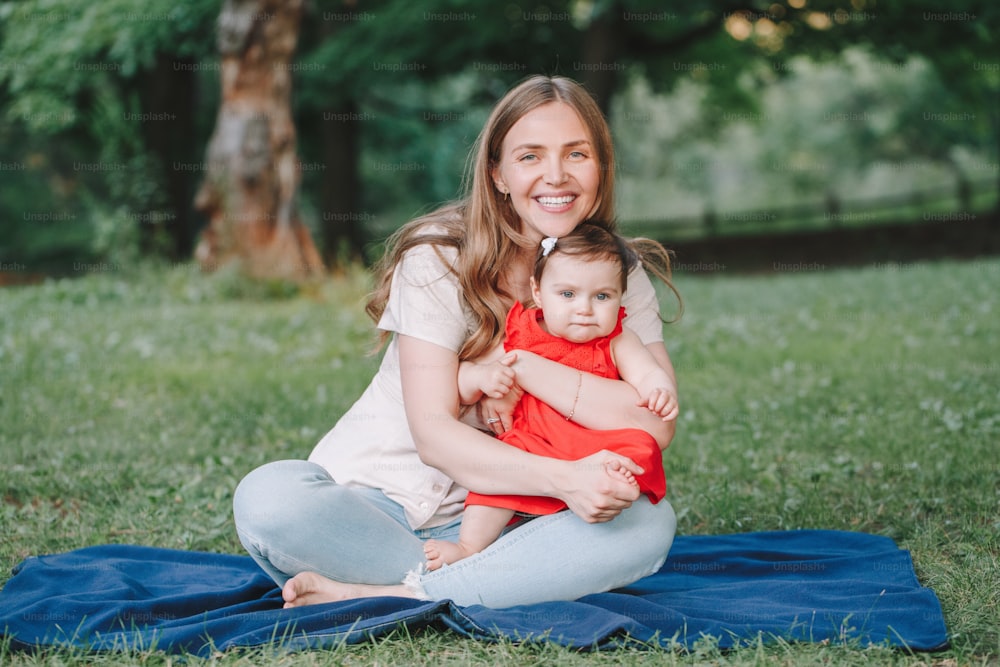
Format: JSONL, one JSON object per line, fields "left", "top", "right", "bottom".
{"left": 464, "top": 301, "right": 667, "bottom": 515}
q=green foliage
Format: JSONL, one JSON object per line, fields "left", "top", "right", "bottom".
{"left": 292, "top": 0, "right": 588, "bottom": 229}
{"left": 612, "top": 46, "right": 998, "bottom": 225}
{"left": 2, "top": 0, "right": 997, "bottom": 271}
{"left": 771, "top": 0, "right": 999, "bottom": 107}
{"left": 247, "top": 0, "right": 1000, "bottom": 252}
{"left": 0, "top": 0, "right": 217, "bottom": 270}
{"left": 0, "top": 0, "right": 214, "bottom": 129}
{"left": 1, "top": 258, "right": 998, "bottom": 664}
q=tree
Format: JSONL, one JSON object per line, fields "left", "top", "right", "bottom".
{"left": 0, "top": 0, "right": 219, "bottom": 268}
{"left": 723, "top": 0, "right": 999, "bottom": 211}
{"left": 193, "top": 0, "right": 324, "bottom": 281}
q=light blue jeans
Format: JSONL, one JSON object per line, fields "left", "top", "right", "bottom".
{"left": 232, "top": 459, "right": 676, "bottom": 608}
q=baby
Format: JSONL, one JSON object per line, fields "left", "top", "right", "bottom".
{"left": 425, "top": 224, "right": 678, "bottom": 571}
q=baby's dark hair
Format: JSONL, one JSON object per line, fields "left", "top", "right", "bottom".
{"left": 533, "top": 222, "right": 682, "bottom": 321}
{"left": 533, "top": 223, "right": 635, "bottom": 291}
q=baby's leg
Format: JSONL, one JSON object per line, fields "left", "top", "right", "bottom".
{"left": 425, "top": 505, "right": 514, "bottom": 571}
{"left": 605, "top": 459, "right": 641, "bottom": 489}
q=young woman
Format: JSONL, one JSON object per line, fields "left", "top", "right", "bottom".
{"left": 232, "top": 75, "right": 681, "bottom": 609}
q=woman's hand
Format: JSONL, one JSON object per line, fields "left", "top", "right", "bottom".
{"left": 552, "top": 450, "right": 644, "bottom": 523}
{"left": 478, "top": 383, "right": 523, "bottom": 435}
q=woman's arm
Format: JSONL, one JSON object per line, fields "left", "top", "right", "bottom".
{"left": 398, "top": 334, "right": 641, "bottom": 522}
{"left": 509, "top": 339, "right": 678, "bottom": 449}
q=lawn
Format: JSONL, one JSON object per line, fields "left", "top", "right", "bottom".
{"left": 1, "top": 257, "right": 997, "bottom": 665}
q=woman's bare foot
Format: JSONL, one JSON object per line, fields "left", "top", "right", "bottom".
{"left": 282, "top": 571, "right": 415, "bottom": 608}
{"left": 604, "top": 459, "right": 640, "bottom": 489}
{"left": 424, "top": 539, "right": 475, "bottom": 571}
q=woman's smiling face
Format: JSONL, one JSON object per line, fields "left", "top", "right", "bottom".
{"left": 492, "top": 102, "right": 601, "bottom": 243}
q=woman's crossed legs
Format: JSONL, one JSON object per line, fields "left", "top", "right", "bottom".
{"left": 233, "top": 459, "right": 676, "bottom": 609}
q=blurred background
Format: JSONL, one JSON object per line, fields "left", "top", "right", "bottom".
{"left": 0, "top": 0, "right": 997, "bottom": 280}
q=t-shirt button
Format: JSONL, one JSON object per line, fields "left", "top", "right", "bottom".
{"left": 432, "top": 484, "right": 443, "bottom": 493}
{"left": 419, "top": 502, "right": 429, "bottom": 509}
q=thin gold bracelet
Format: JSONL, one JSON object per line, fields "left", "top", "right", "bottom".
{"left": 566, "top": 371, "right": 583, "bottom": 421}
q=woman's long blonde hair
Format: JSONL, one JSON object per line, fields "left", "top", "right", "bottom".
{"left": 365, "top": 75, "right": 620, "bottom": 361}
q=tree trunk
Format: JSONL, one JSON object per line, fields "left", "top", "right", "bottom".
{"left": 578, "top": 5, "right": 624, "bottom": 114}
{"left": 193, "top": 0, "right": 324, "bottom": 281}
{"left": 320, "top": 95, "right": 369, "bottom": 265}
{"left": 309, "top": 5, "right": 369, "bottom": 267}
{"left": 140, "top": 54, "right": 198, "bottom": 260}
{"left": 994, "top": 85, "right": 1000, "bottom": 218}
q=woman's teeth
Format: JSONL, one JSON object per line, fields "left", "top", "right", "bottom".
{"left": 536, "top": 195, "right": 575, "bottom": 206}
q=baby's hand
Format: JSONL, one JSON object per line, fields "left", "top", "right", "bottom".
{"left": 637, "top": 387, "right": 679, "bottom": 421}
{"left": 458, "top": 351, "right": 518, "bottom": 407}
{"left": 476, "top": 351, "right": 518, "bottom": 399}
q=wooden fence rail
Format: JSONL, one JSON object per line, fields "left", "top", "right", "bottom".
{"left": 622, "top": 176, "right": 999, "bottom": 241}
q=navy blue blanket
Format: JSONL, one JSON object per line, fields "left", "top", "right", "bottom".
{"left": 0, "top": 530, "right": 947, "bottom": 656}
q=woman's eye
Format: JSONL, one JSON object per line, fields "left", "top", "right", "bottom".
{"left": 568, "top": 150, "right": 588, "bottom": 159}
{"left": 518, "top": 153, "right": 538, "bottom": 162}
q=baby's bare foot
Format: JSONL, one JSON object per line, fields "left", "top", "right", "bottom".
{"left": 605, "top": 460, "right": 640, "bottom": 489}
{"left": 424, "top": 539, "right": 473, "bottom": 571}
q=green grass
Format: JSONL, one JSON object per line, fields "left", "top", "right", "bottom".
{"left": 1, "top": 258, "right": 998, "bottom": 665}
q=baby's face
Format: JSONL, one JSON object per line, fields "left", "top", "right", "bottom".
{"left": 531, "top": 254, "right": 623, "bottom": 343}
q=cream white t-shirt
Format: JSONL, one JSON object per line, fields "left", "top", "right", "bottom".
{"left": 308, "top": 241, "right": 665, "bottom": 530}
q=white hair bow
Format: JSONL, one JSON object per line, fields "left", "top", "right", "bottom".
{"left": 541, "top": 237, "right": 558, "bottom": 257}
